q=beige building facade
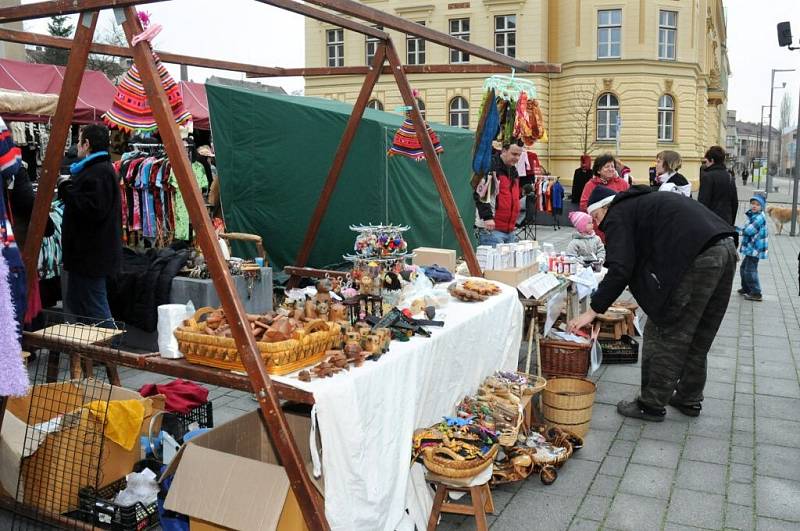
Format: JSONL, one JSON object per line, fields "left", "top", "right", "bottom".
{"left": 0, "top": 0, "right": 25, "bottom": 62}
{"left": 304, "top": 0, "right": 729, "bottom": 185}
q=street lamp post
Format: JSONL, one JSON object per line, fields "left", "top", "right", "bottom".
{"left": 757, "top": 105, "right": 771, "bottom": 188}
{"left": 790, "top": 85, "right": 800, "bottom": 236}
{"left": 765, "top": 69, "right": 794, "bottom": 196}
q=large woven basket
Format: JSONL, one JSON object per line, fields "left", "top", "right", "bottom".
{"left": 422, "top": 444, "right": 498, "bottom": 479}
{"left": 174, "top": 307, "right": 341, "bottom": 374}
{"left": 540, "top": 339, "right": 590, "bottom": 378}
{"left": 542, "top": 377, "right": 597, "bottom": 437}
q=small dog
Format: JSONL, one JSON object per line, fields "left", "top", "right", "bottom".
{"left": 765, "top": 205, "right": 800, "bottom": 235}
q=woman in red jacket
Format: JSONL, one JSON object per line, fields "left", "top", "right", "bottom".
{"left": 579, "top": 153, "right": 630, "bottom": 241}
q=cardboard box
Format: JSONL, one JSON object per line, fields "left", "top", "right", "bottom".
{"left": 483, "top": 264, "right": 539, "bottom": 287}
{"left": 412, "top": 247, "right": 457, "bottom": 272}
{"left": 163, "top": 409, "right": 320, "bottom": 531}
{"left": 0, "top": 380, "right": 163, "bottom": 515}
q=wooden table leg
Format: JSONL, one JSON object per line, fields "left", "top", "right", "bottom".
{"left": 426, "top": 484, "right": 447, "bottom": 531}
{"left": 69, "top": 353, "right": 83, "bottom": 379}
{"left": 470, "top": 485, "right": 489, "bottom": 531}
{"left": 105, "top": 363, "right": 121, "bottom": 386}
{"left": 46, "top": 350, "right": 61, "bottom": 382}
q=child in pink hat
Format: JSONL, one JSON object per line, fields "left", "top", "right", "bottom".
{"left": 566, "top": 211, "right": 606, "bottom": 263}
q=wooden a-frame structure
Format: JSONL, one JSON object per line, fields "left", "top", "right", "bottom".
{"left": 0, "top": 1, "right": 560, "bottom": 528}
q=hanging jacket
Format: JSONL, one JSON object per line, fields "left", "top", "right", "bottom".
{"left": 590, "top": 186, "right": 737, "bottom": 326}
{"left": 552, "top": 181, "right": 565, "bottom": 210}
{"left": 571, "top": 168, "right": 592, "bottom": 204}
{"left": 474, "top": 153, "right": 520, "bottom": 233}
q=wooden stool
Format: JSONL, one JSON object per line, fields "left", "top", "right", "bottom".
{"left": 595, "top": 312, "right": 626, "bottom": 340}
{"left": 427, "top": 481, "right": 494, "bottom": 531}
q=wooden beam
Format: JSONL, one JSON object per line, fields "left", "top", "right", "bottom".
{"left": 21, "top": 12, "right": 99, "bottom": 299}
{"left": 117, "top": 7, "right": 329, "bottom": 530}
{"left": 254, "top": 0, "right": 388, "bottom": 40}
{"left": 0, "top": 28, "right": 287, "bottom": 77}
{"left": 384, "top": 41, "right": 482, "bottom": 276}
{"left": 302, "top": 0, "right": 560, "bottom": 73}
{"left": 253, "top": 64, "right": 543, "bottom": 77}
{"left": 291, "top": 43, "right": 388, "bottom": 281}
{"left": 0, "top": 0, "right": 165, "bottom": 24}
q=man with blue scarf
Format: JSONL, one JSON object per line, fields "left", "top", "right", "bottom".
{"left": 58, "top": 124, "right": 121, "bottom": 324}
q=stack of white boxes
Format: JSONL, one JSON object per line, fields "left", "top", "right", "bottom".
{"left": 478, "top": 241, "right": 539, "bottom": 271}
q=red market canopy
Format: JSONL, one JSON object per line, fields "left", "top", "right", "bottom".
{"left": 0, "top": 57, "right": 115, "bottom": 124}
{"left": 181, "top": 81, "right": 209, "bottom": 130}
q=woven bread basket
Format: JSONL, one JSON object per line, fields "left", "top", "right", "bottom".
{"left": 421, "top": 444, "right": 498, "bottom": 479}
{"left": 174, "top": 307, "right": 341, "bottom": 374}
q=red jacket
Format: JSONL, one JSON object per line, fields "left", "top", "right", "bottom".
{"left": 579, "top": 176, "right": 630, "bottom": 242}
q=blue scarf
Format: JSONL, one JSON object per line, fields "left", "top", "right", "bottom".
{"left": 70, "top": 151, "right": 109, "bottom": 175}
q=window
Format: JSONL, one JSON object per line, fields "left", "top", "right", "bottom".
{"left": 449, "top": 18, "right": 470, "bottom": 63}
{"left": 658, "top": 94, "right": 674, "bottom": 142}
{"left": 658, "top": 10, "right": 677, "bottom": 60}
{"left": 407, "top": 22, "right": 426, "bottom": 65}
{"left": 597, "top": 9, "right": 621, "bottom": 59}
{"left": 449, "top": 97, "right": 469, "bottom": 128}
{"left": 416, "top": 98, "right": 426, "bottom": 119}
{"left": 367, "top": 99, "right": 383, "bottom": 111}
{"left": 365, "top": 26, "right": 383, "bottom": 65}
{"left": 326, "top": 28, "right": 344, "bottom": 67}
{"left": 597, "top": 93, "right": 619, "bottom": 141}
{"left": 495, "top": 15, "right": 516, "bottom": 58}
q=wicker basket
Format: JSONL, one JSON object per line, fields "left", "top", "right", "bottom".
{"left": 497, "top": 408, "right": 524, "bottom": 447}
{"left": 174, "top": 308, "right": 341, "bottom": 374}
{"left": 542, "top": 377, "right": 597, "bottom": 437}
{"left": 422, "top": 444, "right": 498, "bottom": 479}
{"left": 539, "top": 339, "right": 590, "bottom": 378}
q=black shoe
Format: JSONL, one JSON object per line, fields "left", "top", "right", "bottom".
{"left": 668, "top": 396, "right": 702, "bottom": 417}
{"left": 737, "top": 288, "right": 747, "bottom": 295}
{"left": 744, "top": 293, "right": 763, "bottom": 301}
{"left": 616, "top": 400, "right": 665, "bottom": 422}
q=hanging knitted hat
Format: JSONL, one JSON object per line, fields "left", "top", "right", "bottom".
{"left": 103, "top": 54, "right": 192, "bottom": 133}
{"left": 387, "top": 113, "right": 444, "bottom": 161}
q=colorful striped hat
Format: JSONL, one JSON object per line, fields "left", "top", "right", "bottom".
{"left": 103, "top": 53, "right": 192, "bottom": 134}
{"left": 387, "top": 114, "right": 444, "bottom": 161}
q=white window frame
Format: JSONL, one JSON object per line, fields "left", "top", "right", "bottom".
{"left": 449, "top": 18, "right": 470, "bottom": 64}
{"left": 658, "top": 94, "right": 675, "bottom": 142}
{"left": 326, "top": 28, "right": 344, "bottom": 67}
{"left": 597, "top": 92, "right": 620, "bottom": 141}
{"left": 494, "top": 15, "right": 516, "bottom": 58}
{"left": 449, "top": 96, "right": 469, "bottom": 128}
{"left": 658, "top": 10, "right": 677, "bottom": 60}
{"left": 365, "top": 26, "right": 383, "bottom": 65}
{"left": 367, "top": 99, "right": 383, "bottom": 111}
{"left": 597, "top": 9, "right": 622, "bottom": 59}
{"left": 407, "top": 22, "right": 426, "bottom": 65}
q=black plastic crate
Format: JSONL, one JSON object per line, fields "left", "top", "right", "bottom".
{"left": 600, "top": 335, "right": 639, "bottom": 364}
{"left": 76, "top": 461, "right": 161, "bottom": 531}
{"left": 161, "top": 401, "right": 214, "bottom": 442}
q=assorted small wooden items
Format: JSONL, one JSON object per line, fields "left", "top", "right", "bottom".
{"left": 447, "top": 278, "right": 501, "bottom": 302}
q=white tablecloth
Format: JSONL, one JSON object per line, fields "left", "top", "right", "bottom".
{"left": 273, "top": 282, "right": 523, "bottom": 531}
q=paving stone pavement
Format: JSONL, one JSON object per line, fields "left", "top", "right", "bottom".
{"left": 3, "top": 188, "right": 799, "bottom": 530}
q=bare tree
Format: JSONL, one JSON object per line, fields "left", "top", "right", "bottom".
{"left": 87, "top": 22, "right": 129, "bottom": 82}
{"left": 779, "top": 91, "right": 795, "bottom": 132}
{"left": 570, "top": 86, "right": 599, "bottom": 155}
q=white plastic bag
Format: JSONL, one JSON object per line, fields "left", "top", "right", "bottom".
{"left": 590, "top": 326, "right": 603, "bottom": 374}
{"left": 157, "top": 301, "right": 195, "bottom": 359}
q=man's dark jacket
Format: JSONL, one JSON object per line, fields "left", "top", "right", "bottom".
{"left": 59, "top": 153, "right": 121, "bottom": 277}
{"left": 697, "top": 162, "right": 738, "bottom": 225}
{"left": 591, "top": 186, "right": 736, "bottom": 326}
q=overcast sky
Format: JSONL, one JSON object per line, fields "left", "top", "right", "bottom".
{"left": 21, "top": 0, "right": 800, "bottom": 128}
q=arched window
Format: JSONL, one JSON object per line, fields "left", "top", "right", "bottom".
{"left": 449, "top": 96, "right": 469, "bottom": 128}
{"left": 367, "top": 99, "right": 383, "bottom": 111}
{"left": 596, "top": 92, "right": 619, "bottom": 141}
{"left": 658, "top": 94, "right": 675, "bottom": 142}
{"left": 416, "top": 98, "right": 426, "bottom": 119}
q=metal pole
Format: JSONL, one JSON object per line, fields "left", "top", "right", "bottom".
{"left": 790, "top": 84, "right": 800, "bottom": 236}
{"left": 766, "top": 70, "right": 776, "bottom": 196}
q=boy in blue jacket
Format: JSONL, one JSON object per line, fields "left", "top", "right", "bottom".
{"left": 737, "top": 195, "right": 768, "bottom": 301}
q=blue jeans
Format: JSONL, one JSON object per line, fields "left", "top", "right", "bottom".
{"left": 740, "top": 256, "right": 761, "bottom": 296}
{"left": 477, "top": 228, "right": 518, "bottom": 247}
{"left": 65, "top": 271, "right": 114, "bottom": 326}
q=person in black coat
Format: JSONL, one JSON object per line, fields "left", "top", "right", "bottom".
{"left": 568, "top": 185, "right": 737, "bottom": 422}
{"left": 697, "top": 145, "right": 738, "bottom": 226}
{"left": 58, "top": 124, "right": 121, "bottom": 324}
{"left": 571, "top": 154, "right": 592, "bottom": 204}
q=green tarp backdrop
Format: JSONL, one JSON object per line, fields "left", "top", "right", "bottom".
{"left": 206, "top": 83, "right": 477, "bottom": 271}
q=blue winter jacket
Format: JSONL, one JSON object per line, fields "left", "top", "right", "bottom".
{"left": 739, "top": 196, "right": 768, "bottom": 260}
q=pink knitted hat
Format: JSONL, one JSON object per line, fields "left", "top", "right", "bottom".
{"left": 569, "top": 211, "right": 592, "bottom": 234}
